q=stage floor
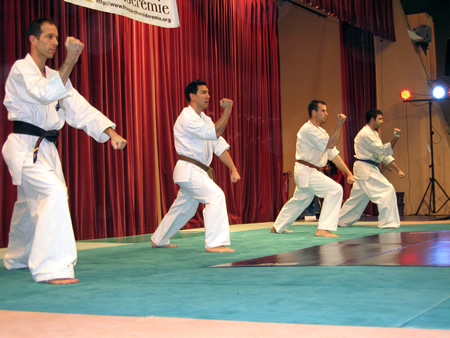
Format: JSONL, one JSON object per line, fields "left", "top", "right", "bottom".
{"left": 1, "top": 219, "right": 450, "bottom": 337}
{"left": 212, "top": 230, "right": 450, "bottom": 268}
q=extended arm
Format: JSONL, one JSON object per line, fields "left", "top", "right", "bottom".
{"left": 331, "top": 155, "right": 355, "bottom": 184}
{"left": 218, "top": 150, "right": 241, "bottom": 183}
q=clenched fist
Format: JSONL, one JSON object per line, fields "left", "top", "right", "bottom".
{"left": 65, "top": 37, "right": 84, "bottom": 62}
{"left": 338, "top": 114, "right": 347, "bottom": 122}
{"left": 220, "top": 98, "right": 233, "bottom": 111}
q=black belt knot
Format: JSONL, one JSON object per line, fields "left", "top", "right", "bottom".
{"left": 13, "top": 121, "right": 60, "bottom": 163}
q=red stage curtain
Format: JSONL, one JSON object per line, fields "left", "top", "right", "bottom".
{"left": 301, "top": 0, "right": 396, "bottom": 41}
{"left": 339, "top": 22, "right": 377, "bottom": 198}
{"left": 0, "top": 0, "right": 283, "bottom": 247}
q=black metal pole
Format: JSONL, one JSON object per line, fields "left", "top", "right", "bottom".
{"left": 428, "top": 99, "right": 436, "bottom": 213}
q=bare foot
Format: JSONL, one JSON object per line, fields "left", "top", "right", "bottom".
{"left": 270, "top": 226, "right": 293, "bottom": 233}
{"left": 205, "top": 246, "right": 235, "bottom": 253}
{"left": 41, "top": 278, "right": 80, "bottom": 285}
{"left": 152, "top": 241, "right": 178, "bottom": 248}
{"left": 315, "top": 229, "right": 339, "bottom": 237}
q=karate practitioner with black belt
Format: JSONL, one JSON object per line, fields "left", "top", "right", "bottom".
{"left": 2, "top": 18, "right": 127, "bottom": 284}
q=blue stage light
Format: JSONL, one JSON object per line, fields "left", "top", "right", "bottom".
{"left": 432, "top": 85, "right": 446, "bottom": 99}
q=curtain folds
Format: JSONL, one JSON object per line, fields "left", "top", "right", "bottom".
{"left": 301, "top": 0, "right": 396, "bottom": 41}
{"left": 339, "top": 22, "right": 377, "bottom": 198}
{"left": 0, "top": 0, "right": 283, "bottom": 247}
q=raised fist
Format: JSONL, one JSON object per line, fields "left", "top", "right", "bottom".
{"left": 65, "top": 37, "right": 84, "bottom": 60}
{"left": 220, "top": 98, "right": 233, "bottom": 110}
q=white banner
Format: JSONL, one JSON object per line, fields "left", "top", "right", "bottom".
{"left": 64, "top": 0, "right": 179, "bottom": 28}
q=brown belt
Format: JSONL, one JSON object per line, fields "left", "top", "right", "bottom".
{"left": 178, "top": 155, "right": 216, "bottom": 182}
{"left": 296, "top": 160, "right": 322, "bottom": 171}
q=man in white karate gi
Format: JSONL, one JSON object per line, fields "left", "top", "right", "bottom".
{"left": 339, "top": 109, "right": 405, "bottom": 229}
{"left": 271, "top": 100, "right": 354, "bottom": 237}
{"left": 151, "top": 80, "right": 240, "bottom": 252}
{"left": 2, "top": 18, "right": 127, "bottom": 284}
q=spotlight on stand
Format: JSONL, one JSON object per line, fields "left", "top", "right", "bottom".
{"left": 400, "top": 85, "right": 450, "bottom": 215}
{"left": 400, "top": 89, "right": 412, "bottom": 100}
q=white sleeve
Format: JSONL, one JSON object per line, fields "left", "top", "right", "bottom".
{"left": 5, "top": 62, "right": 70, "bottom": 106}
{"left": 363, "top": 130, "right": 393, "bottom": 156}
{"left": 212, "top": 136, "right": 230, "bottom": 157}
{"left": 185, "top": 115, "right": 217, "bottom": 140}
{"left": 60, "top": 82, "right": 115, "bottom": 143}
{"left": 327, "top": 147, "right": 340, "bottom": 161}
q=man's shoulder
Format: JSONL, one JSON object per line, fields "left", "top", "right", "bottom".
{"left": 9, "top": 55, "right": 56, "bottom": 75}
{"left": 357, "top": 125, "right": 374, "bottom": 137}
{"left": 299, "top": 120, "right": 311, "bottom": 131}
{"left": 13, "top": 54, "right": 34, "bottom": 68}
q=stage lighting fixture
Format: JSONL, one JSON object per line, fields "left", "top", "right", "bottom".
{"left": 400, "top": 89, "right": 412, "bottom": 100}
{"left": 432, "top": 85, "right": 446, "bottom": 99}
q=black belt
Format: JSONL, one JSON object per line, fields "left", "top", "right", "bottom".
{"left": 178, "top": 155, "right": 215, "bottom": 182}
{"left": 13, "top": 121, "right": 59, "bottom": 163}
{"left": 355, "top": 158, "right": 379, "bottom": 166}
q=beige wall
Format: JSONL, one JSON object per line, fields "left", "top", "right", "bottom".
{"left": 278, "top": 0, "right": 449, "bottom": 215}
{"left": 374, "top": 0, "right": 449, "bottom": 215}
{"left": 278, "top": 2, "right": 342, "bottom": 197}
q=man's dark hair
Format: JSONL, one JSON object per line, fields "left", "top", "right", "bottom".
{"left": 325, "top": 160, "right": 338, "bottom": 176}
{"left": 365, "top": 109, "right": 383, "bottom": 124}
{"left": 308, "top": 100, "right": 326, "bottom": 117}
{"left": 185, "top": 80, "right": 207, "bottom": 102}
{"left": 27, "top": 18, "right": 57, "bottom": 41}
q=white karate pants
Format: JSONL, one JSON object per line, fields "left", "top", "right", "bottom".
{"left": 273, "top": 167, "right": 343, "bottom": 233}
{"left": 151, "top": 169, "right": 230, "bottom": 249}
{"left": 339, "top": 167, "right": 400, "bottom": 228}
{"left": 3, "top": 150, "right": 77, "bottom": 282}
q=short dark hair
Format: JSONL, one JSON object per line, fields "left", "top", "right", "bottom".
{"left": 27, "top": 18, "right": 57, "bottom": 41}
{"left": 308, "top": 100, "right": 326, "bottom": 117}
{"left": 365, "top": 109, "right": 382, "bottom": 124}
{"left": 185, "top": 80, "right": 207, "bottom": 102}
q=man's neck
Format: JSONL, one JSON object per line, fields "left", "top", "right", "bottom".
{"left": 190, "top": 103, "right": 202, "bottom": 116}
{"left": 30, "top": 51, "right": 47, "bottom": 76}
{"left": 309, "top": 118, "right": 320, "bottom": 127}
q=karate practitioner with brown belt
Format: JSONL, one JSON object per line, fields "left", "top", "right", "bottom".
{"left": 151, "top": 80, "right": 240, "bottom": 252}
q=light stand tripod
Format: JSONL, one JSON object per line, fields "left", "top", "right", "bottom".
{"left": 405, "top": 98, "right": 450, "bottom": 215}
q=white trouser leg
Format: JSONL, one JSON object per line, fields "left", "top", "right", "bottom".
{"left": 339, "top": 181, "right": 370, "bottom": 226}
{"left": 365, "top": 174, "right": 400, "bottom": 228}
{"left": 273, "top": 186, "right": 314, "bottom": 233}
{"left": 152, "top": 170, "right": 230, "bottom": 248}
{"left": 3, "top": 186, "right": 34, "bottom": 270}
{"left": 151, "top": 190, "right": 199, "bottom": 246}
{"left": 310, "top": 172, "right": 343, "bottom": 231}
{"left": 6, "top": 158, "right": 77, "bottom": 282}
{"left": 274, "top": 169, "right": 343, "bottom": 232}
{"left": 202, "top": 187, "right": 230, "bottom": 249}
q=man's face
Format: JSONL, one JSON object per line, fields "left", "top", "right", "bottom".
{"left": 190, "top": 85, "right": 210, "bottom": 111}
{"left": 313, "top": 103, "right": 328, "bottom": 124}
{"left": 31, "top": 23, "right": 59, "bottom": 59}
{"left": 373, "top": 114, "right": 383, "bottom": 129}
